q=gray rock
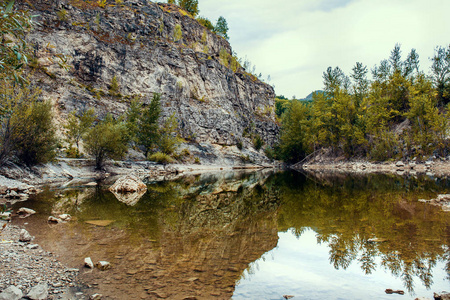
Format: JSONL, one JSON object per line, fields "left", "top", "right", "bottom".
{"left": 90, "top": 294, "right": 102, "bottom": 300}
{"left": 84, "top": 257, "right": 94, "bottom": 269}
{"left": 19, "top": 229, "right": 33, "bottom": 242}
{"left": 26, "top": 283, "right": 48, "bottom": 300}
{"left": 395, "top": 161, "right": 405, "bottom": 167}
{"left": 0, "top": 286, "right": 23, "bottom": 300}
{"left": 17, "top": 207, "right": 36, "bottom": 216}
{"left": 96, "top": 261, "right": 111, "bottom": 271}
{"left": 48, "top": 216, "right": 62, "bottom": 223}
{"left": 18, "top": 0, "right": 279, "bottom": 166}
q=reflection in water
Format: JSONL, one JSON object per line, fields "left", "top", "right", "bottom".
{"left": 12, "top": 170, "right": 450, "bottom": 299}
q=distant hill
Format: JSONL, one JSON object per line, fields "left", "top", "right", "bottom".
{"left": 299, "top": 90, "right": 324, "bottom": 101}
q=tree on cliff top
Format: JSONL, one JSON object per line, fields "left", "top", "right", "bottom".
{"left": 214, "top": 16, "right": 229, "bottom": 40}
{"left": 178, "top": 0, "right": 199, "bottom": 17}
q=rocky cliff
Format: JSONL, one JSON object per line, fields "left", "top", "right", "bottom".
{"left": 18, "top": 0, "right": 279, "bottom": 165}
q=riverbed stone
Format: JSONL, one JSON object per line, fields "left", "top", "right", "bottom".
{"left": 19, "top": 229, "right": 33, "bottom": 242}
{"left": 84, "top": 257, "right": 94, "bottom": 269}
{"left": 0, "top": 286, "right": 23, "bottom": 300}
{"left": 17, "top": 207, "right": 36, "bottom": 216}
{"left": 26, "top": 282, "right": 48, "bottom": 300}
{"left": 96, "top": 261, "right": 111, "bottom": 271}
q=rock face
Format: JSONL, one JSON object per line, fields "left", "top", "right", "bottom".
{"left": 18, "top": 0, "right": 279, "bottom": 164}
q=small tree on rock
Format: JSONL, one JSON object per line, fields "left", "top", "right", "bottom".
{"left": 214, "top": 16, "right": 229, "bottom": 40}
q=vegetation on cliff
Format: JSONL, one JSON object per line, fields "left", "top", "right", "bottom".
{"left": 277, "top": 44, "right": 450, "bottom": 163}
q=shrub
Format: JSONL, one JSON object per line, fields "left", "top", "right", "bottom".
{"left": 173, "top": 24, "right": 182, "bottom": 42}
{"left": 197, "top": 17, "right": 213, "bottom": 30}
{"left": 253, "top": 134, "right": 264, "bottom": 151}
{"left": 0, "top": 82, "right": 57, "bottom": 166}
{"left": 148, "top": 152, "right": 175, "bottom": 164}
{"left": 236, "top": 140, "right": 243, "bottom": 150}
{"left": 178, "top": 0, "right": 199, "bottom": 17}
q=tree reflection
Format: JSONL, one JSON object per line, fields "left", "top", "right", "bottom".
{"left": 274, "top": 171, "right": 450, "bottom": 293}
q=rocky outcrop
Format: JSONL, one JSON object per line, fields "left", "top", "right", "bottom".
{"left": 18, "top": 0, "right": 279, "bottom": 164}
{"left": 109, "top": 174, "right": 147, "bottom": 205}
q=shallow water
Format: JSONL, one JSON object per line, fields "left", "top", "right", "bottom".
{"left": 13, "top": 170, "right": 450, "bottom": 299}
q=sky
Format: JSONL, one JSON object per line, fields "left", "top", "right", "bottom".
{"left": 198, "top": 0, "right": 450, "bottom": 98}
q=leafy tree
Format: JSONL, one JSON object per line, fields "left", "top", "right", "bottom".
{"left": 0, "top": 82, "right": 57, "bottom": 166}
{"left": 65, "top": 108, "right": 95, "bottom": 156}
{"left": 178, "top": 0, "right": 199, "bottom": 17}
{"left": 214, "top": 16, "right": 229, "bottom": 40}
{"left": 0, "top": 0, "right": 33, "bottom": 84}
{"left": 278, "top": 100, "right": 312, "bottom": 162}
{"left": 84, "top": 114, "right": 128, "bottom": 170}
{"left": 138, "top": 93, "right": 161, "bottom": 157}
{"left": 351, "top": 62, "right": 369, "bottom": 105}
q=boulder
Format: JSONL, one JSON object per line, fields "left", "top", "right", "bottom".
{"left": 26, "top": 283, "right": 48, "bottom": 300}
{"left": 48, "top": 216, "right": 62, "bottom": 223}
{"left": 395, "top": 161, "right": 405, "bottom": 167}
{"left": 96, "top": 261, "right": 111, "bottom": 271}
{"left": 58, "top": 214, "right": 71, "bottom": 221}
{"left": 17, "top": 207, "right": 36, "bottom": 216}
{"left": 109, "top": 175, "right": 147, "bottom": 194}
{"left": 109, "top": 175, "right": 147, "bottom": 206}
{"left": 84, "top": 257, "right": 94, "bottom": 269}
{"left": 0, "top": 286, "right": 23, "bottom": 300}
{"left": 19, "top": 229, "right": 33, "bottom": 242}
{"left": 90, "top": 294, "right": 103, "bottom": 300}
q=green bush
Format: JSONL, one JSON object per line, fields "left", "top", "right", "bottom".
{"left": 253, "top": 134, "right": 263, "bottom": 151}
{"left": 84, "top": 114, "right": 128, "bottom": 169}
{"left": 148, "top": 152, "right": 175, "bottom": 164}
{"left": 236, "top": 140, "right": 243, "bottom": 150}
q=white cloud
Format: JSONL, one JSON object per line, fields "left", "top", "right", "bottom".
{"left": 200, "top": 0, "right": 450, "bottom": 98}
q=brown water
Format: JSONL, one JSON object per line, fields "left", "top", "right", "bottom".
{"left": 12, "top": 170, "right": 450, "bottom": 299}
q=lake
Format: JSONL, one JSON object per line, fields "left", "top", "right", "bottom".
{"left": 12, "top": 170, "right": 450, "bottom": 299}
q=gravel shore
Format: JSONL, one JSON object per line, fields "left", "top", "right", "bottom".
{"left": 0, "top": 221, "right": 85, "bottom": 300}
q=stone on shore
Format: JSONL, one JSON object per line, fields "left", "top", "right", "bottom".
{"left": 19, "top": 229, "right": 33, "bottom": 242}
{"left": 17, "top": 207, "right": 36, "bottom": 216}
{"left": 0, "top": 286, "right": 23, "bottom": 300}
{"left": 48, "top": 216, "right": 62, "bottom": 223}
{"left": 84, "top": 257, "right": 94, "bottom": 269}
{"left": 96, "top": 261, "right": 111, "bottom": 271}
{"left": 26, "top": 283, "right": 48, "bottom": 300}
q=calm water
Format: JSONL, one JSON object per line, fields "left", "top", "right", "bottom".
{"left": 13, "top": 170, "right": 450, "bottom": 299}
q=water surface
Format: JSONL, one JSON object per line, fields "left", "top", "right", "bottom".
{"left": 13, "top": 170, "right": 450, "bottom": 299}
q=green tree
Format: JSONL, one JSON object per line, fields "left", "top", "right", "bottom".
{"left": 197, "top": 16, "right": 214, "bottom": 30}
{"left": 158, "top": 113, "right": 182, "bottom": 155}
{"left": 0, "top": 0, "right": 33, "bottom": 84}
{"left": 138, "top": 93, "right": 161, "bottom": 157}
{"left": 64, "top": 108, "right": 96, "bottom": 156}
{"left": 11, "top": 99, "right": 57, "bottom": 166}
{"left": 0, "top": 82, "right": 57, "bottom": 166}
{"left": 178, "top": 0, "right": 199, "bottom": 17}
{"left": 125, "top": 99, "right": 142, "bottom": 145}
{"left": 278, "top": 100, "right": 312, "bottom": 162}
{"left": 214, "top": 16, "right": 229, "bottom": 40}
{"left": 84, "top": 114, "right": 128, "bottom": 170}
{"left": 430, "top": 45, "right": 450, "bottom": 106}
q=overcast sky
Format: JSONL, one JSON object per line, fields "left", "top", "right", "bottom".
{"left": 198, "top": 0, "right": 450, "bottom": 98}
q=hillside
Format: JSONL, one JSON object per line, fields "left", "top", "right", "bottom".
{"left": 17, "top": 0, "right": 279, "bottom": 165}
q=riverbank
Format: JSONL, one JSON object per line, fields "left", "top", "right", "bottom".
{"left": 296, "top": 159, "right": 450, "bottom": 177}
{"left": 0, "top": 222, "right": 84, "bottom": 299}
